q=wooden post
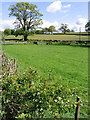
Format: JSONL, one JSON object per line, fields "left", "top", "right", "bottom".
{"left": 75, "top": 97, "right": 81, "bottom": 120}
{"left": 14, "top": 59, "right": 16, "bottom": 73}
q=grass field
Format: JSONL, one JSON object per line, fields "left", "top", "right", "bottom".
{"left": 5, "top": 34, "right": 89, "bottom": 41}
{"left": 3, "top": 44, "right": 88, "bottom": 88}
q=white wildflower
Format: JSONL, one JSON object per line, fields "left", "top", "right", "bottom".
{"left": 81, "top": 104, "right": 83, "bottom": 106}
{"left": 32, "top": 81, "right": 34, "bottom": 85}
{"left": 61, "top": 100, "right": 64, "bottom": 104}
{"left": 37, "top": 92, "right": 40, "bottom": 95}
{"left": 40, "top": 108, "right": 43, "bottom": 111}
{"left": 58, "top": 97, "right": 62, "bottom": 101}
{"left": 54, "top": 99, "right": 57, "bottom": 102}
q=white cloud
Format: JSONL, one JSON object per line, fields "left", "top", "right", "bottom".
{"left": 0, "top": 19, "right": 15, "bottom": 31}
{"left": 76, "top": 17, "right": 87, "bottom": 25}
{"left": 40, "top": 20, "right": 59, "bottom": 30}
{"left": 46, "top": 1, "right": 71, "bottom": 13}
{"left": 46, "top": 1, "right": 62, "bottom": 13}
{"left": 63, "top": 4, "right": 71, "bottom": 8}
{"left": 67, "top": 17, "right": 88, "bottom": 32}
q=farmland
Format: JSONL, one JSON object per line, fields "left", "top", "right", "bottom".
{"left": 5, "top": 34, "right": 89, "bottom": 41}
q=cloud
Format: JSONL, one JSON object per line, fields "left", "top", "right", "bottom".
{"left": 63, "top": 4, "right": 71, "bottom": 8}
{"left": 67, "top": 17, "right": 88, "bottom": 32}
{"left": 40, "top": 20, "right": 59, "bottom": 30}
{"left": 46, "top": 1, "right": 71, "bottom": 13}
{"left": 76, "top": 17, "right": 87, "bottom": 25}
{"left": 0, "top": 19, "right": 15, "bottom": 31}
{"left": 46, "top": 1, "right": 62, "bottom": 13}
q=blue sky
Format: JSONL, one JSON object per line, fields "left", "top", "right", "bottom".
{"left": 0, "top": 1, "right": 88, "bottom": 32}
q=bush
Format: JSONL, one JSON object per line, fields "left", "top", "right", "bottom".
{"left": 15, "top": 29, "right": 24, "bottom": 37}
{"left": 11, "top": 29, "right": 15, "bottom": 35}
{"left": 4, "top": 29, "right": 11, "bottom": 36}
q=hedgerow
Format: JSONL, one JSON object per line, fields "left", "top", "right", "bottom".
{"left": 1, "top": 53, "right": 86, "bottom": 119}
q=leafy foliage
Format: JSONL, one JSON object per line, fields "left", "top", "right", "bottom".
{"left": 49, "top": 26, "right": 56, "bottom": 34}
{"left": 11, "top": 29, "right": 15, "bottom": 35}
{"left": 4, "top": 29, "right": 11, "bottom": 36}
{"left": 85, "top": 21, "right": 90, "bottom": 32}
{"left": 59, "top": 24, "right": 68, "bottom": 34}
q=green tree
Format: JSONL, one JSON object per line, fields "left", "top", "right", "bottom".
{"left": 15, "top": 28, "right": 24, "bottom": 37}
{"left": 59, "top": 24, "right": 68, "bottom": 34}
{"left": 41, "top": 28, "right": 49, "bottom": 34}
{"left": 66, "top": 29, "right": 70, "bottom": 32}
{"left": 85, "top": 21, "right": 90, "bottom": 32}
{"left": 71, "top": 29, "right": 75, "bottom": 32}
{"left": 4, "top": 29, "right": 11, "bottom": 36}
{"left": 49, "top": 25, "right": 56, "bottom": 34}
{"left": 11, "top": 29, "right": 15, "bottom": 35}
{"left": 9, "top": 2, "right": 43, "bottom": 41}
{"left": 35, "top": 30, "right": 42, "bottom": 34}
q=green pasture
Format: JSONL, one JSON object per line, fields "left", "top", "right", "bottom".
{"left": 5, "top": 34, "right": 88, "bottom": 41}
{"left": 3, "top": 44, "right": 88, "bottom": 89}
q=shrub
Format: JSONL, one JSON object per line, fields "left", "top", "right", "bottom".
{"left": 4, "top": 29, "right": 11, "bottom": 36}
{"left": 11, "top": 29, "right": 15, "bottom": 35}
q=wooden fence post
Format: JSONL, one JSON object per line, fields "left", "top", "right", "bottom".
{"left": 75, "top": 97, "right": 81, "bottom": 120}
{"left": 14, "top": 59, "right": 16, "bottom": 68}
{"left": 14, "top": 58, "right": 17, "bottom": 73}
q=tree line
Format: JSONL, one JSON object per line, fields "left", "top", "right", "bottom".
{"left": 4, "top": 24, "right": 75, "bottom": 36}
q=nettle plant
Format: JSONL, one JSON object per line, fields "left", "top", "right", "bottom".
{"left": 2, "top": 53, "right": 84, "bottom": 119}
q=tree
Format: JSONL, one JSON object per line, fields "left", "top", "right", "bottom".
{"left": 41, "top": 28, "right": 49, "bottom": 34}
{"left": 49, "top": 26, "right": 56, "bottom": 34}
{"left": 66, "top": 29, "right": 70, "bottom": 32}
{"left": 71, "top": 29, "right": 75, "bottom": 32}
{"left": 35, "top": 30, "right": 42, "bottom": 34}
{"left": 11, "top": 29, "right": 15, "bottom": 35}
{"left": 4, "top": 29, "right": 11, "bottom": 36}
{"left": 15, "top": 28, "right": 24, "bottom": 37}
{"left": 59, "top": 24, "right": 68, "bottom": 34}
{"left": 85, "top": 21, "right": 90, "bottom": 32}
{"left": 9, "top": 2, "right": 43, "bottom": 41}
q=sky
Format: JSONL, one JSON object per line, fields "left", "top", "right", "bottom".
{"left": 0, "top": 0, "right": 89, "bottom": 32}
